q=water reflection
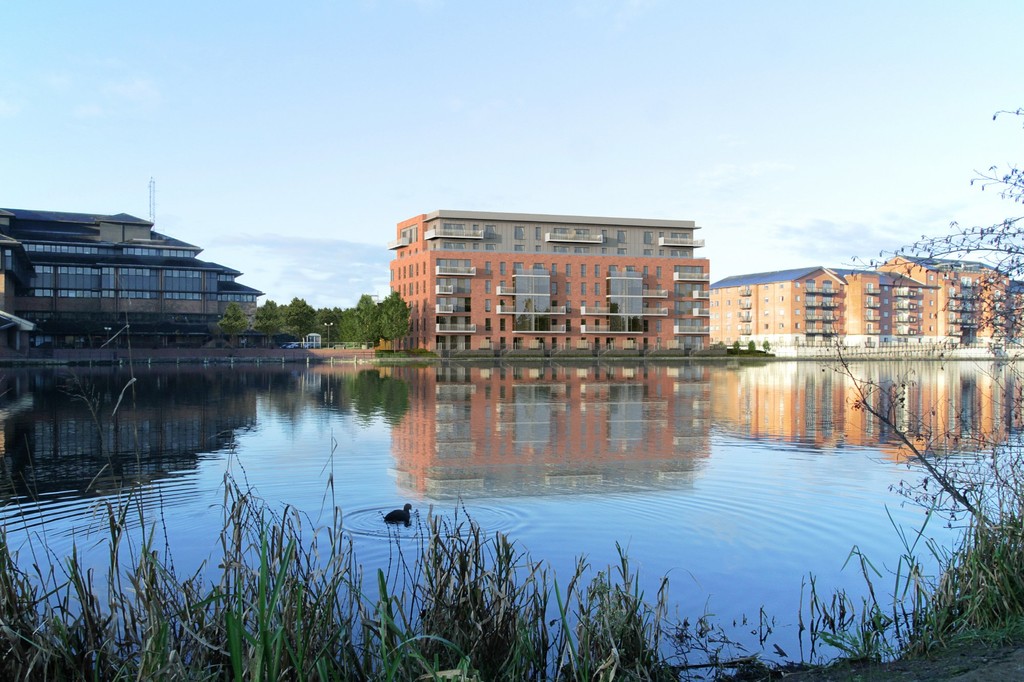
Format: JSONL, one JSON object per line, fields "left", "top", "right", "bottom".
{"left": 708, "top": 361, "right": 1021, "bottom": 457}
{"left": 0, "top": 365, "right": 409, "bottom": 520}
{"left": 388, "top": 363, "right": 713, "bottom": 497}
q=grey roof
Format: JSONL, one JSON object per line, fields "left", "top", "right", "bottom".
{"left": 425, "top": 209, "right": 698, "bottom": 230}
{"left": 898, "top": 255, "right": 994, "bottom": 272}
{"left": 711, "top": 266, "right": 836, "bottom": 289}
{"left": 831, "top": 268, "right": 927, "bottom": 286}
{"left": 0, "top": 208, "right": 153, "bottom": 227}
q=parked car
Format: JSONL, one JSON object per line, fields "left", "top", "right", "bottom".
{"left": 280, "top": 342, "right": 301, "bottom": 349}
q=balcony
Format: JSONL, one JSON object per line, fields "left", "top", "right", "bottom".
{"left": 425, "top": 224, "right": 486, "bottom": 240}
{"left": 674, "top": 324, "right": 710, "bottom": 335}
{"left": 865, "top": 311, "right": 880, "bottom": 321}
{"left": 864, "top": 297, "right": 880, "bottom": 308}
{"left": 738, "top": 311, "right": 752, "bottom": 322}
{"left": 893, "top": 287, "right": 913, "bottom": 297}
{"left": 435, "top": 285, "right": 454, "bottom": 295}
{"left": 673, "top": 271, "right": 710, "bottom": 282}
{"left": 580, "top": 324, "right": 634, "bottom": 334}
{"left": 580, "top": 305, "right": 612, "bottom": 315}
{"left": 435, "top": 265, "right": 476, "bottom": 276}
{"left": 658, "top": 236, "right": 706, "bottom": 248}
{"left": 739, "top": 300, "right": 752, "bottom": 309}
{"left": 497, "top": 305, "right": 566, "bottom": 315}
{"left": 512, "top": 325, "right": 567, "bottom": 334}
{"left": 895, "top": 314, "right": 917, "bottom": 323}
{"left": 688, "top": 307, "right": 710, "bottom": 317}
{"left": 387, "top": 235, "right": 411, "bottom": 250}
{"left": 545, "top": 229, "right": 604, "bottom": 244}
{"left": 642, "top": 288, "right": 669, "bottom": 298}
{"left": 805, "top": 286, "right": 838, "bottom": 295}
{"left": 435, "top": 304, "right": 454, "bottom": 314}
{"left": 895, "top": 301, "right": 918, "bottom": 310}
{"left": 641, "top": 307, "right": 669, "bottom": 316}
{"left": 436, "top": 323, "right": 477, "bottom": 334}
{"left": 738, "top": 286, "right": 752, "bottom": 296}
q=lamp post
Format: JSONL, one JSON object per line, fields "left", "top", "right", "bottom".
{"left": 324, "top": 322, "right": 334, "bottom": 349}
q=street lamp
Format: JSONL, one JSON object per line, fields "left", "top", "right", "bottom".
{"left": 324, "top": 322, "right": 334, "bottom": 349}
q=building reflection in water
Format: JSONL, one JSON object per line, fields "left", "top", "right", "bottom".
{"left": 708, "top": 361, "right": 1022, "bottom": 459}
{"left": 0, "top": 368, "right": 264, "bottom": 507}
{"left": 387, "top": 363, "right": 713, "bottom": 498}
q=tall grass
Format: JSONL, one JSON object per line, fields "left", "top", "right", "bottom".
{"left": 0, "top": 475, "right": 681, "bottom": 680}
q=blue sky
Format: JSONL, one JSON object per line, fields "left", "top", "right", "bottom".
{"left": 2, "top": 1, "right": 1021, "bottom": 308}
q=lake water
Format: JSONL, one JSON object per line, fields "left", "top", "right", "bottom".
{"left": 0, "top": 359, "right": 1013, "bottom": 659}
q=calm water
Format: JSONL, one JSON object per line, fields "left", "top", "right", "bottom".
{"left": 0, "top": 359, "right": 1013, "bottom": 656}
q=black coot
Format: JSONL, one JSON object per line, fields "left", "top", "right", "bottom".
{"left": 384, "top": 503, "right": 413, "bottom": 524}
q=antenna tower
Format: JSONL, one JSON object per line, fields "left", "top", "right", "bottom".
{"left": 148, "top": 177, "right": 156, "bottom": 223}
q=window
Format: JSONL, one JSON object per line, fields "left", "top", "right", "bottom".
{"left": 514, "top": 226, "right": 525, "bottom": 240}
{"left": 484, "top": 299, "right": 491, "bottom": 312}
{"left": 594, "top": 265, "right": 600, "bottom": 277}
{"left": 644, "top": 231, "right": 653, "bottom": 244}
{"left": 617, "top": 230, "right": 626, "bottom": 243}
{"left": 484, "top": 280, "right": 491, "bottom": 293}
{"left": 535, "top": 226, "right": 541, "bottom": 239}
{"left": 500, "top": 262, "right": 507, "bottom": 275}
{"left": 514, "top": 244, "right": 525, "bottom": 251}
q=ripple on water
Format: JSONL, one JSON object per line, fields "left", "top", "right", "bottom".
{"left": 341, "top": 502, "right": 532, "bottom": 541}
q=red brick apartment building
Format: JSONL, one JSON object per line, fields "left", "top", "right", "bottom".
{"left": 388, "top": 211, "right": 710, "bottom": 354}
{"left": 711, "top": 257, "right": 1005, "bottom": 349}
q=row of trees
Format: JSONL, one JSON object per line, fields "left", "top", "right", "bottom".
{"left": 218, "top": 292, "right": 410, "bottom": 348}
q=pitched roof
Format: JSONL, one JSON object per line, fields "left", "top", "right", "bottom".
{"left": 895, "top": 255, "right": 993, "bottom": 272}
{"left": 711, "top": 266, "right": 837, "bottom": 289}
{"left": 0, "top": 208, "right": 153, "bottom": 227}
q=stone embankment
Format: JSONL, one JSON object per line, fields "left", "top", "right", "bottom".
{"left": 0, "top": 347, "right": 377, "bottom": 367}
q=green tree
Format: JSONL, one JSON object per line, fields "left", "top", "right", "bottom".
{"left": 747, "top": 340, "right": 756, "bottom": 352}
{"left": 253, "top": 300, "right": 283, "bottom": 346}
{"left": 354, "top": 294, "right": 381, "bottom": 346}
{"left": 218, "top": 302, "right": 249, "bottom": 346}
{"left": 337, "top": 307, "right": 359, "bottom": 344}
{"left": 378, "top": 291, "right": 411, "bottom": 344}
{"left": 284, "top": 297, "right": 317, "bottom": 340}
{"left": 317, "top": 307, "right": 343, "bottom": 347}
{"left": 762, "top": 340, "right": 771, "bottom": 353}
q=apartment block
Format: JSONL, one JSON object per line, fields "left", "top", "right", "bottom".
{"left": 388, "top": 210, "right": 710, "bottom": 353}
{"left": 711, "top": 267, "right": 846, "bottom": 347}
{"left": 0, "top": 208, "right": 262, "bottom": 349}
{"left": 711, "top": 257, "right": 1011, "bottom": 348}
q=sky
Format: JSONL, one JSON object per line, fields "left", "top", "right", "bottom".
{"left": 2, "top": 1, "right": 1022, "bottom": 309}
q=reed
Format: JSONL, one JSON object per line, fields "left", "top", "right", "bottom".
{"left": 0, "top": 474, "right": 680, "bottom": 681}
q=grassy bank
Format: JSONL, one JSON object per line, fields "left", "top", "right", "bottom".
{"left": 5, "top": 471, "right": 1024, "bottom": 680}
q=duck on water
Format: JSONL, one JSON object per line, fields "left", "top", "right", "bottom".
{"left": 384, "top": 503, "right": 413, "bottom": 525}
